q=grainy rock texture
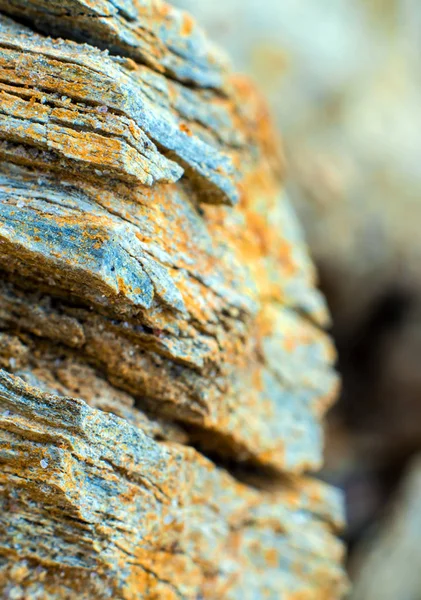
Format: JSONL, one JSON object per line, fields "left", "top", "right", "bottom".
{"left": 0, "top": 372, "right": 345, "bottom": 600}
{"left": 0, "top": 1, "right": 346, "bottom": 598}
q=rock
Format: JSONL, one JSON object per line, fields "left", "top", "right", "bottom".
{"left": 0, "top": 371, "right": 345, "bottom": 599}
{"left": 0, "top": 1, "right": 346, "bottom": 597}
{"left": 172, "top": 0, "right": 421, "bottom": 555}
{"left": 349, "top": 454, "right": 421, "bottom": 600}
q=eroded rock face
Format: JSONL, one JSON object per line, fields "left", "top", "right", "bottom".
{"left": 0, "top": 372, "right": 345, "bottom": 599}
{"left": 0, "top": 1, "right": 346, "bottom": 598}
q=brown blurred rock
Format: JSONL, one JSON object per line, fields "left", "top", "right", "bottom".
{"left": 349, "top": 454, "right": 421, "bottom": 600}
{"left": 174, "top": 0, "right": 421, "bottom": 553}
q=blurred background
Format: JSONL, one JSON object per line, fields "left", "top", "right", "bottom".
{"left": 174, "top": 1, "right": 421, "bottom": 597}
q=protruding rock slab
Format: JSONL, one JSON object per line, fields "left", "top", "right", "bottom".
{"left": 0, "top": 372, "right": 346, "bottom": 600}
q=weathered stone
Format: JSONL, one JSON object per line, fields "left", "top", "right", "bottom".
{"left": 0, "top": 371, "right": 346, "bottom": 600}
{"left": 0, "top": 1, "right": 346, "bottom": 597}
{"left": 0, "top": 129, "right": 335, "bottom": 473}
{"left": 0, "top": 11, "right": 244, "bottom": 205}
{"left": 0, "top": 0, "right": 228, "bottom": 89}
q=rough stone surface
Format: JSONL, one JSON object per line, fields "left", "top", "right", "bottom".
{"left": 0, "top": 1, "right": 346, "bottom": 598}
{"left": 0, "top": 372, "right": 345, "bottom": 600}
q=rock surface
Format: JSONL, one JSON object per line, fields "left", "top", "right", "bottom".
{"left": 0, "top": 1, "right": 346, "bottom": 598}
{"left": 0, "top": 372, "right": 345, "bottom": 600}
{"left": 173, "top": 0, "right": 421, "bottom": 558}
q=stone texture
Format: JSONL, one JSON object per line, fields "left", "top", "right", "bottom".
{"left": 0, "top": 1, "right": 346, "bottom": 597}
{"left": 0, "top": 371, "right": 345, "bottom": 600}
{"left": 0, "top": 27, "right": 336, "bottom": 471}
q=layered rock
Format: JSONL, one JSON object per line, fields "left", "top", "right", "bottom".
{"left": 0, "top": 1, "right": 346, "bottom": 597}
{"left": 0, "top": 372, "right": 345, "bottom": 599}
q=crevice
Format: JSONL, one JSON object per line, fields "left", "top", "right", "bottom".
{"left": 179, "top": 424, "right": 292, "bottom": 492}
